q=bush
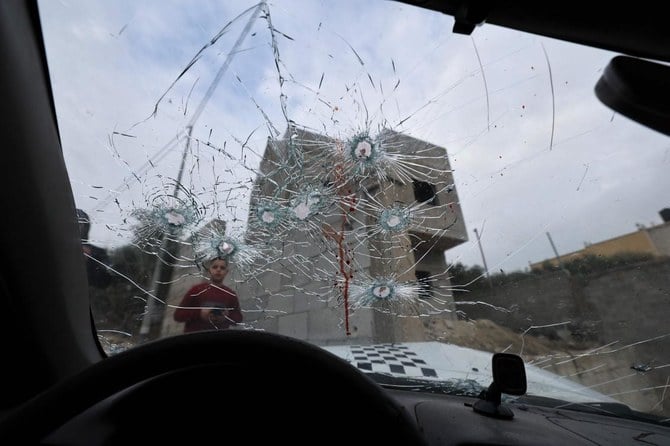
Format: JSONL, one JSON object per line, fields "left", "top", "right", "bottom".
{"left": 536, "top": 252, "right": 654, "bottom": 276}
{"left": 89, "top": 243, "right": 157, "bottom": 335}
{"left": 448, "top": 252, "right": 656, "bottom": 292}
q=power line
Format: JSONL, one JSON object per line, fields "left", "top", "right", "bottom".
{"left": 139, "top": 2, "right": 264, "bottom": 341}
{"left": 96, "top": 2, "right": 264, "bottom": 214}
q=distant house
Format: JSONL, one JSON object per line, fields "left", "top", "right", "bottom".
{"left": 530, "top": 210, "right": 670, "bottom": 271}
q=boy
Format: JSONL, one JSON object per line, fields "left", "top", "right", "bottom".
{"left": 173, "top": 257, "right": 243, "bottom": 333}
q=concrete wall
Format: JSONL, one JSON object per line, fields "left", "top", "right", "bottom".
{"left": 452, "top": 258, "right": 670, "bottom": 415}
{"left": 454, "top": 259, "right": 670, "bottom": 342}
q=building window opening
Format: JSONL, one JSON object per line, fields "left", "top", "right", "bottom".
{"left": 413, "top": 180, "right": 438, "bottom": 205}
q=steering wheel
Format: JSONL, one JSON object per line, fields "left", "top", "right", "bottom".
{"left": 0, "top": 330, "right": 428, "bottom": 445}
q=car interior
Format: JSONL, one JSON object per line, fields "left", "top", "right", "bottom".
{"left": 0, "top": 0, "right": 668, "bottom": 444}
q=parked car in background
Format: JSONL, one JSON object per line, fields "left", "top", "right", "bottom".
{"left": 1, "top": 0, "right": 669, "bottom": 444}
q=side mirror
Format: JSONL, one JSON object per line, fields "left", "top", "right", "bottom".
{"left": 473, "top": 353, "right": 527, "bottom": 419}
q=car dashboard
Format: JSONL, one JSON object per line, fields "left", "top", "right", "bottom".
{"left": 42, "top": 373, "right": 670, "bottom": 445}
{"left": 26, "top": 331, "right": 670, "bottom": 446}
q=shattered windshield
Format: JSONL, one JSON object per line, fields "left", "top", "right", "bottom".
{"left": 39, "top": 0, "right": 669, "bottom": 420}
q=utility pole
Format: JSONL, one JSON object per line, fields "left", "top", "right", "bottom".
{"left": 473, "top": 227, "right": 493, "bottom": 289}
{"left": 138, "top": 3, "right": 263, "bottom": 342}
{"left": 546, "top": 231, "right": 569, "bottom": 275}
{"left": 138, "top": 127, "right": 194, "bottom": 341}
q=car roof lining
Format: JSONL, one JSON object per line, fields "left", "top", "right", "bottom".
{"left": 395, "top": 0, "right": 670, "bottom": 63}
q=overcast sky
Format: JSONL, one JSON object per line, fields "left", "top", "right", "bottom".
{"left": 38, "top": 0, "right": 670, "bottom": 273}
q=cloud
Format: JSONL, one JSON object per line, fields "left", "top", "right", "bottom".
{"left": 38, "top": 0, "right": 670, "bottom": 278}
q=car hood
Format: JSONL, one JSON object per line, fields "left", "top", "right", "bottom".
{"left": 321, "top": 341, "right": 619, "bottom": 405}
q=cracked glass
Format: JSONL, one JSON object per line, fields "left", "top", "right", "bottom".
{"left": 39, "top": 0, "right": 670, "bottom": 421}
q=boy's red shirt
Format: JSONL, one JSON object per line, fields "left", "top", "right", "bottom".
{"left": 173, "top": 282, "right": 242, "bottom": 332}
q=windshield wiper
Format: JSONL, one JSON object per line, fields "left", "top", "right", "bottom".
{"left": 512, "top": 395, "right": 668, "bottom": 426}
{"left": 364, "top": 372, "right": 486, "bottom": 397}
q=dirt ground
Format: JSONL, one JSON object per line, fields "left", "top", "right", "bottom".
{"left": 426, "top": 318, "right": 583, "bottom": 359}
{"left": 99, "top": 318, "right": 579, "bottom": 358}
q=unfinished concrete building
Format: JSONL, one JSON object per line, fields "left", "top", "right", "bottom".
{"left": 233, "top": 125, "right": 468, "bottom": 344}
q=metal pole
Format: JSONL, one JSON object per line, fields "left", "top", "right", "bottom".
{"left": 473, "top": 227, "right": 493, "bottom": 289}
{"left": 546, "top": 232, "right": 565, "bottom": 270}
{"left": 138, "top": 126, "right": 194, "bottom": 341}
{"left": 138, "top": 4, "right": 263, "bottom": 342}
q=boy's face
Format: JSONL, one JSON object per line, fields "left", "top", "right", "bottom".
{"left": 208, "top": 259, "right": 229, "bottom": 282}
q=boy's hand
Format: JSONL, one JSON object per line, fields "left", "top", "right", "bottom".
{"left": 202, "top": 308, "right": 229, "bottom": 323}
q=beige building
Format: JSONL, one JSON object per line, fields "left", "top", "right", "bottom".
{"left": 530, "top": 210, "right": 670, "bottom": 270}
